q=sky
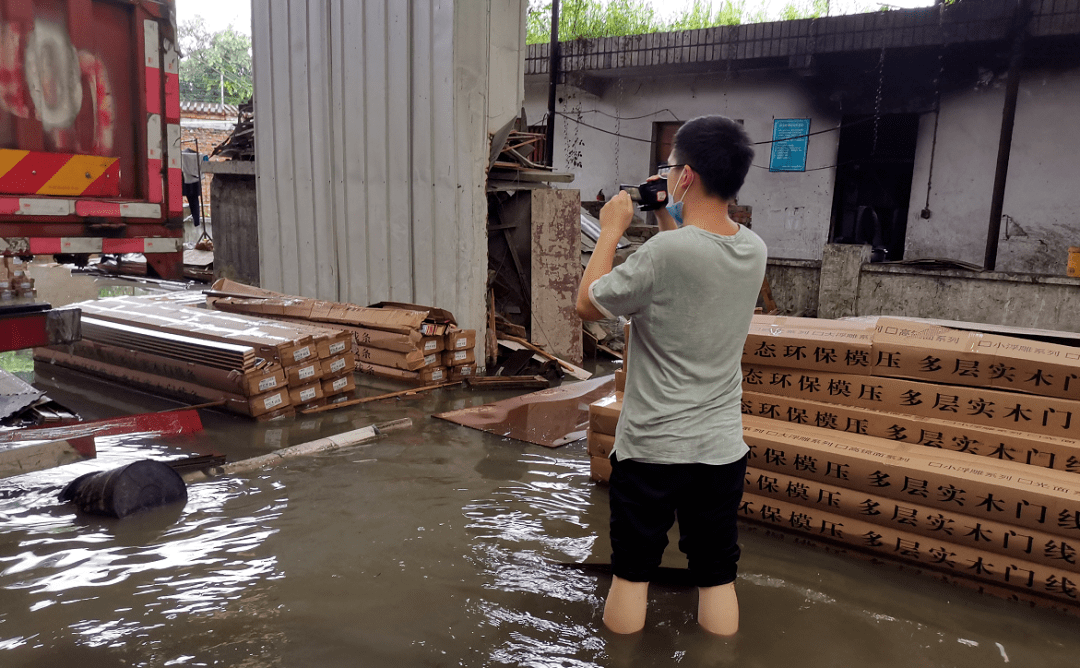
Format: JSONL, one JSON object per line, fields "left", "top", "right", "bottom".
{"left": 174, "top": 0, "right": 937, "bottom": 37}
{"left": 175, "top": 0, "right": 251, "bottom": 34}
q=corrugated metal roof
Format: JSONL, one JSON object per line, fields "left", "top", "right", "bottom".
{"left": 252, "top": 1, "right": 523, "bottom": 336}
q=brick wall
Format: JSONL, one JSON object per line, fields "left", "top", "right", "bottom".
{"left": 181, "top": 125, "right": 233, "bottom": 223}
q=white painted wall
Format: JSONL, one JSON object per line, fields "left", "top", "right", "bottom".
{"left": 525, "top": 71, "right": 840, "bottom": 261}
{"left": 906, "top": 67, "right": 1080, "bottom": 273}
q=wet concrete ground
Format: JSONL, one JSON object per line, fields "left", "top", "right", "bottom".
{"left": 2, "top": 265, "right": 1080, "bottom": 667}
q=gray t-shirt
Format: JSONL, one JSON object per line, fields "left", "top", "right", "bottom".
{"left": 589, "top": 225, "right": 767, "bottom": 465}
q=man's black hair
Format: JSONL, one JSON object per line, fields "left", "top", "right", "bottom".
{"left": 671, "top": 115, "right": 754, "bottom": 201}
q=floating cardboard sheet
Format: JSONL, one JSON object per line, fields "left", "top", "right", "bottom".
{"left": 434, "top": 375, "right": 614, "bottom": 447}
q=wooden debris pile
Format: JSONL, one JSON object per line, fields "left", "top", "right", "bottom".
{"left": 211, "top": 99, "right": 254, "bottom": 161}
{"left": 34, "top": 292, "right": 355, "bottom": 419}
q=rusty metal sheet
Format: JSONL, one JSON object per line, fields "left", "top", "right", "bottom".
{"left": 0, "top": 369, "right": 44, "bottom": 420}
{"left": 433, "top": 375, "right": 614, "bottom": 448}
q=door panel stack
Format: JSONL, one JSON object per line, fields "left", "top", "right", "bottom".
{"left": 34, "top": 293, "right": 353, "bottom": 418}
{"left": 205, "top": 279, "right": 474, "bottom": 386}
{"left": 739, "top": 315, "right": 1080, "bottom": 614}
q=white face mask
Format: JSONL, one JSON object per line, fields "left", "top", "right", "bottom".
{"left": 665, "top": 171, "right": 689, "bottom": 227}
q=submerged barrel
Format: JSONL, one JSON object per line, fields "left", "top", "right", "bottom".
{"left": 59, "top": 460, "right": 187, "bottom": 518}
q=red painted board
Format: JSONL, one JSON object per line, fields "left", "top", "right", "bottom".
{"left": 0, "top": 407, "right": 204, "bottom": 444}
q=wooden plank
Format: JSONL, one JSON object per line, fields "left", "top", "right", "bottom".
{"left": 530, "top": 188, "right": 583, "bottom": 366}
{"left": 298, "top": 381, "right": 460, "bottom": 414}
{"left": 1, "top": 440, "right": 89, "bottom": 479}
{"left": 463, "top": 375, "right": 550, "bottom": 391}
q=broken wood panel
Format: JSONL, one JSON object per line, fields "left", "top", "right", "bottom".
{"left": 530, "top": 189, "right": 583, "bottom": 366}
{"left": 1, "top": 439, "right": 90, "bottom": 479}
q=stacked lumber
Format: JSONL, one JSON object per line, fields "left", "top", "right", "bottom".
{"left": 34, "top": 293, "right": 354, "bottom": 418}
{"left": 205, "top": 279, "right": 476, "bottom": 386}
{"left": 738, "top": 315, "right": 1080, "bottom": 613}
{"left": 0, "top": 257, "right": 35, "bottom": 300}
{"left": 587, "top": 323, "right": 628, "bottom": 482}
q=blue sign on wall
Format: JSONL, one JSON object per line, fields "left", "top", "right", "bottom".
{"left": 769, "top": 118, "right": 811, "bottom": 172}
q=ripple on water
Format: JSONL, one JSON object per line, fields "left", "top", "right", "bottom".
{"left": 462, "top": 451, "right": 607, "bottom": 666}
{"left": 0, "top": 435, "right": 288, "bottom": 656}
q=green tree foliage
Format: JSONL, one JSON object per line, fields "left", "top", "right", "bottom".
{"left": 178, "top": 17, "right": 253, "bottom": 105}
{"left": 526, "top": 0, "right": 858, "bottom": 44}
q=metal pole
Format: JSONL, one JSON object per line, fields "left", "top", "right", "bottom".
{"left": 544, "top": 0, "right": 560, "bottom": 167}
{"left": 984, "top": 1, "right": 1031, "bottom": 271}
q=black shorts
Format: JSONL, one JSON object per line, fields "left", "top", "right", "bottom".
{"left": 609, "top": 453, "right": 747, "bottom": 587}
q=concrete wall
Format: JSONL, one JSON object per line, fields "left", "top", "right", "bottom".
{"left": 905, "top": 66, "right": 1080, "bottom": 274}
{"left": 772, "top": 245, "right": 1080, "bottom": 331}
{"left": 210, "top": 174, "right": 259, "bottom": 287}
{"left": 525, "top": 71, "right": 839, "bottom": 261}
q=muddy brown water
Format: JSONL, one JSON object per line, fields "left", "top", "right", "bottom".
{"left": 2, "top": 265, "right": 1080, "bottom": 667}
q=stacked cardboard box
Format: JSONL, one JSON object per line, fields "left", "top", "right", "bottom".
{"left": 205, "top": 279, "right": 473, "bottom": 386}
{"left": 587, "top": 322, "right": 628, "bottom": 483}
{"left": 739, "top": 315, "right": 1080, "bottom": 612}
{"left": 0, "top": 257, "right": 36, "bottom": 300}
{"left": 34, "top": 294, "right": 352, "bottom": 419}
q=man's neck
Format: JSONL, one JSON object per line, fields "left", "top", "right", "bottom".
{"left": 683, "top": 195, "right": 739, "bottom": 236}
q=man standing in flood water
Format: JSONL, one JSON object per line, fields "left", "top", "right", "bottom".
{"left": 576, "top": 115, "right": 767, "bottom": 635}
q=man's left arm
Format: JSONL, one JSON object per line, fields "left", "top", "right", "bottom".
{"left": 577, "top": 191, "right": 635, "bottom": 321}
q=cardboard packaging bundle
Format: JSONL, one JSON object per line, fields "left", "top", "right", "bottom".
{"left": 739, "top": 416, "right": 1080, "bottom": 609}
{"left": 745, "top": 314, "right": 1080, "bottom": 402}
{"left": 738, "top": 315, "right": 1080, "bottom": 610}
{"left": 0, "top": 257, "right": 36, "bottom": 299}
{"left": 205, "top": 279, "right": 471, "bottom": 386}
{"left": 586, "top": 391, "right": 622, "bottom": 482}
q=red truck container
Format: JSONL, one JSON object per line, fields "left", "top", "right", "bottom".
{"left": 0, "top": 0, "right": 183, "bottom": 279}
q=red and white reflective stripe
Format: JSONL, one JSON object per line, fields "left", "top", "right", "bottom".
{"left": 163, "top": 40, "right": 180, "bottom": 124}
{"left": 0, "top": 198, "right": 76, "bottom": 216}
{"left": 73, "top": 201, "right": 162, "bottom": 218}
{"left": 0, "top": 197, "right": 160, "bottom": 219}
{"left": 147, "top": 114, "right": 162, "bottom": 203}
{"left": 143, "top": 20, "right": 161, "bottom": 116}
{"left": 3, "top": 237, "right": 181, "bottom": 255}
{"left": 166, "top": 123, "right": 182, "bottom": 215}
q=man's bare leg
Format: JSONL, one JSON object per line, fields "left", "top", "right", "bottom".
{"left": 603, "top": 575, "right": 649, "bottom": 634}
{"left": 697, "top": 582, "right": 739, "bottom": 636}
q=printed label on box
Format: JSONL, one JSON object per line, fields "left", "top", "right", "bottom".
{"left": 455, "top": 337, "right": 467, "bottom": 349}
{"left": 298, "top": 365, "right": 316, "bottom": 380}
{"left": 258, "top": 376, "right": 278, "bottom": 392}
{"left": 330, "top": 358, "right": 346, "bottom": 373}
{"left": 292, "top": 346, "right": 312, "bottom": 362}
{"left": 453, "top": 350, "right": 467, "bottom": 362}
{"left": 329, "top": 341, "right": 347, "bottom": 355}
{"left": 431, "top": 369, "right": 445, "bottom": 381}
{"left": 425, "top": 340, "right": 439, "bottom": 352}
{"left": 300, "top": 387, "right": 317, "bottom": 402}
{"left": 264, "top": 393, "right": 284, "bottom": 410}
{"left": 424, "top": 354, "right": 438, "bottom": 366}
{"left": 332, "top": 377, "right": 348, "bottom": 391}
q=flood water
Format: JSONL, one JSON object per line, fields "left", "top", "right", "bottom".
{"left": 3, "top": 265, "right": 1080, "bottom": 667}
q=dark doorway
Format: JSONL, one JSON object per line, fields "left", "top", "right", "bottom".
{"left": 829, "top": 114, "right": 919, "bottom": 262}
